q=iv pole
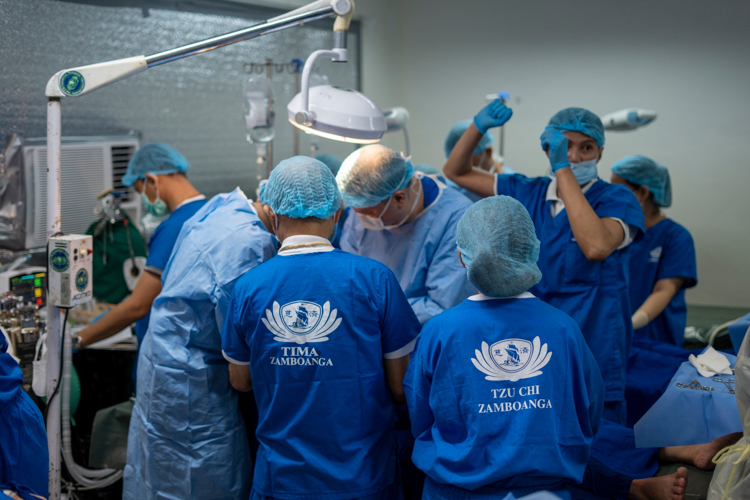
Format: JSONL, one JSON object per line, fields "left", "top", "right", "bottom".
{"left": 43, "top": 1, "right": 354, "bottom": 497}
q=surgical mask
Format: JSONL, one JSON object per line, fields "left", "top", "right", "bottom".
{"left": 140, "top": 182, "right": 169, "bottom": 217}
{"left": 548, "top": 159, "right": 598, "bottom": 186}
{"left": 569, "top": 159, "right": 598, "bottom": 185}
{"left": 358, "top": 177, "right": 423, "bottom": 231}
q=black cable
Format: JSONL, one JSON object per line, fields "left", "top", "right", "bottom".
{"left": 44, "top": 307, "right": 69, "bottom": 423}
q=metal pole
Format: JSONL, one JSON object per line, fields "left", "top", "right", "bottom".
{"left": 266, "top": 59, "right": 273, "bottom": 178}
{"left": 499, "top": 126, "right": 505, "bottom": 158}
{"left": 294, "top": 72, "right": 301, "bottom": 156}
{"left": 46, "top": 97, "right": 62, "bottom": 500}
{"left": 144, "top": 7, "right": 334, "bottom": 68}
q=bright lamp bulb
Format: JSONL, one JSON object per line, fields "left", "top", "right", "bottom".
{"left": 287, "top": 85, "right": 387, "bottom": 144}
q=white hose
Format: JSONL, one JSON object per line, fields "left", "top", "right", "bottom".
{"left": 61, "top": 328, "right": 123, "bottom": 487}
{"left": 706, "top": 317, "right": 742, "bottom": 346}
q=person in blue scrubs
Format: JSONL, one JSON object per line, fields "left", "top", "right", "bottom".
{"left": 443, "top": 119, "right": 516, "bottom": 202}
{"left": 610, "top": 155, "right": 697, "bottom": 346}
{"left": 444, "top": 103, "right": 644, "bottom": 425}
{"left": 123, "top": 187, "right": 276, "bottom": 499}
{"left": 337, "top": 144, "right": 476, "bottom": 325}
{"left": 0, "top": 335, "right": 48, "bottom": 499}
{"left": 75, "top": 143, "right": 206, "bottom": 362}
{"left": 405, "top": 195, "right": 605, "bottom": 500}
{"left": 221, "top": 157, "right": 421, "bottom": 500}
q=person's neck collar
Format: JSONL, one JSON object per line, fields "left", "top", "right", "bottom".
{"left": 278, "top": 235, "right": 333, "bottom": 255}
{"left": 172, "top": 193, "right": 206, "bottom": 211}
{"left": 468, "top": 291, "right": 535, "bottom": 301}
{"left": 547, "top": 176, "right": 597, "bottom": 201}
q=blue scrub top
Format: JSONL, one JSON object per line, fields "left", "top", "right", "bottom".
{"left": 495, "top": 174, "right": 644, "bottom": 405}
{"left": 134, "top": 198, "right": 207, "bottom": 347}
{"left": 222, "top": 249, "right": 422, "bottom": 500}
{"left": 405, "top": 294, "right": 603, "bottom": 492}
{"left": 340, "top": 175, "right": 476, "bottom": 324}
{"left": 627, "top": 218, "right": 697, "bottom": 346}
{"left": 0, "top": 335, "right": 21, "bottom": 406}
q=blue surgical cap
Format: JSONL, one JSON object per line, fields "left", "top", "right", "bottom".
{"left": 413, "top": 163, "right": 440, "bottom": 176}
{"left": 456, "top": 196, "right": 542, "bottom": 298}
{"left": 315, "top": 154, "right": 343, "bottom": 176}
{"left": 122, "top": 143, "right": 190, "bottom": 187}
{"left": 612, "top": 155, "right": 672, "bottom": 207}
{"left": 444, "top": 119, "right": 494, "bottom": 158}
{"left": 336, "top": 145, "right": 414, "bottom": 209}
{"left": 547, "top": 107, "right": 605, "bottom": 148}
{"left": 261, "top": 156, "right": 343, "bottom": 219}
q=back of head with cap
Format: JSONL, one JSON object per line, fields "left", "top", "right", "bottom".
{"left": 611, "top": 155, "right": 672, "bottom": 207}
{"left": 547, "top": 108, "right": 605, "bottom": 148}
{"left": 122, "top": 142, "right": 190, "bottom": 187}
{"left": 261, "top": 156, "right": 342, "bottom": 219}
{"left": 456, "top": 196, "right": 542, "bottom": 298}
{"left": 444, "top": 119, "right": 494, "bottom": 158}
{"left": 336, "top": 145, "right": 414, "bottom": 209}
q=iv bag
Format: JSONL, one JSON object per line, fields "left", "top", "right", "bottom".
{"left": 243, "top": 76, "right": 275, "bottom": 143}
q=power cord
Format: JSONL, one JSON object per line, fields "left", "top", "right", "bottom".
{"left": 43, "top": 307, "right": 70, "bottom": 423}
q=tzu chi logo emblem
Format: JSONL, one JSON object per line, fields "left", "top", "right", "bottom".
{"left": 262, "top": 300, "right": 341, "bottom": 344}
{"left": 471, "top": 337, "right": 552, "bottom": 382}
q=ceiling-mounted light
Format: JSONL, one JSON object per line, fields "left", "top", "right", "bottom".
{"left": 287, "top": 45, "right": 386, "bottom": 144}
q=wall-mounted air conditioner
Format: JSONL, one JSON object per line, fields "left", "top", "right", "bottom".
{"left": 21, "top": 135, "right": 141, "bottom": 249}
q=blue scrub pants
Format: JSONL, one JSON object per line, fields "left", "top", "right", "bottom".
{"left": 250, "top": 479, "right": 403, "bottom": 500}
{"left": 422, "top": 477, "right": 571, "bottom": 500}
{"left": 0, "top": 391, "right": 49, "bottom": 498}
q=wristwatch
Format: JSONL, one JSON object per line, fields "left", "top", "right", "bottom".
{"left": 71, "top": 334, "right": 83, "bottom": 351}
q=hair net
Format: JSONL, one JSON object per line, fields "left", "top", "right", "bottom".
{"left": 122, "top": 143, "right": 190, "bottom": 187}
{"left": 261, "top": 156, "right": 342, "bottom": 219}
{"left": 547, "top": 107, "right": 605, "bottom": 148}
{"left": 444, "top": 119, "right": 494, "bottom": 158}
{"left": 456, "top": 196, "right": 542, "bottom": 298}
{"left": 315, "top": 154, "right": 343, "bottom": 176}
{"left": 612, "top": 155, "right": 672, "bottom": 207}
{"left": 413, "top": 163, "right": 440, "bottom": 176}
{"left": 336, "top": 145, "right": 414, "bottom": 209}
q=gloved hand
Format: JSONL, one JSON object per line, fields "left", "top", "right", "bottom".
{"left": 540, "top": 127, "right": 570, "bottom": 171}
{"left": 473, "top": 101, "right": 513, "bottom": 135}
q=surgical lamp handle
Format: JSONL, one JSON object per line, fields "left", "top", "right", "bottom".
{"left": 297, "top": 48, "right": 348, "bottom": 125}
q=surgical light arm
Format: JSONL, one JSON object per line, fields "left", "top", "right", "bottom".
{"left": 383, "top": 107, "right": 411, "bottom": 156}
{"left": 45, "top": 0, "right": 352, "bottom": 98}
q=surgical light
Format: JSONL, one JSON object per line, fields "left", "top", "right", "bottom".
{"left": 601, "top": 108, "right": 658, "bottom": 131}
{"left": 287, "top": 49, "right": 386, "bottom": 144}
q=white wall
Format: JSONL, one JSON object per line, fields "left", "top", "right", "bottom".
{"left": 385, "top": 0, "right": 750, "bottom": 308}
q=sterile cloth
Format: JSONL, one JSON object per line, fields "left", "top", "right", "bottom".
{"left": 635, "top": 348, "right": 742, "bottom": 448}
{"left": 689, "top": 346, "right": 733, "bottom": 377}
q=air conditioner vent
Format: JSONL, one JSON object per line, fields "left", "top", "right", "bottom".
{"left": 111, "top": 145, "right": 137, "bottom": 203}
{"left": 34, "top": 147, "right": 108, "bottom": 243}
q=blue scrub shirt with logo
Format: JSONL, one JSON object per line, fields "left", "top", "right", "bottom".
{"left": 405, "top": 293, "right": 603, "bottom": 496}
{"left": 222, "top": 248, "right": 422, "bottom": 500}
